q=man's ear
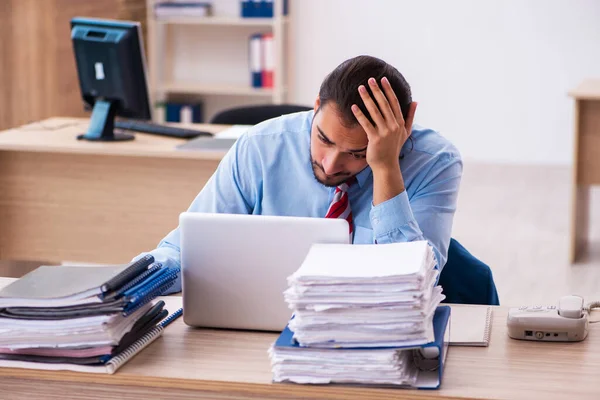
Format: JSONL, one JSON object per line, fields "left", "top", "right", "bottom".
{"left": 313, "top": 96, "right": 321, "bottom": 113}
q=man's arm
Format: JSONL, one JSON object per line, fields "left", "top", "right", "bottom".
{"left": 369, "top": 154, "right": 462, "bottom": 269}
{"left": 134, "top": 134, "right": 260, "bottom": 293}
{"left": 351, "top": 77, "right": 462, "bottom": 269}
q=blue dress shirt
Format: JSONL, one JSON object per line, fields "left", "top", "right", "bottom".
{"left": 139, "top": 110, "right": 462, "bottom": 293}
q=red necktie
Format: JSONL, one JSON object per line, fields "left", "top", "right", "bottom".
{"left": 325, "top": 178, "right": 356, "bottom": 236}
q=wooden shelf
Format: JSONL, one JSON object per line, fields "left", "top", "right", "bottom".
{"left": 154, "top": 16, "right": 287, "bottom": 27}
{"left": 160, "top": 82, "right": 284, "bottom": 97}
{"left": 147, "top": 0, "right": 289, "bottom": 113}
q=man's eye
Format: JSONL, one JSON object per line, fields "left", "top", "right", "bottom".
{"left": 318, "top": 135, "right": 330, "bottom": 144}
{"left": 350, "top": 153, "right": 365, "bottom": 160}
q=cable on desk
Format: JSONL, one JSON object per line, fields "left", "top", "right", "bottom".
{"left": 585, "top": 301, "right": 600, "bottom": 323}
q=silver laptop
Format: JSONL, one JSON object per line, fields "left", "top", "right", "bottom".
{"left": 179, "top": 212, "right": 349, "bottom": 331}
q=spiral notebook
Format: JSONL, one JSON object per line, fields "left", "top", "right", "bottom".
{"left": 448, "top": 305, "right": 493, "bottom": 347}
{"left": 0, "top": 267, "right": 179, "bottom": 320}
{"left": 0, "top": 307, "right": 183, "bottom": 374}
{"left": 0, "top": 255, "right": 155, "bottom": 308}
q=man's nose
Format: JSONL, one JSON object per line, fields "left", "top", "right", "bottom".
{"left": 321, "top": 151, "right": 344, "bottom": 175}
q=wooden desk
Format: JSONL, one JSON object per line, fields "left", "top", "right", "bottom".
{"left": 0, "top": 278, "right": 598, "bottom": 399}
{"left": 569, "top": 80, "right": 600, "bottom": 262}
{"left": 0, "top": 118, "right": 229, "bottom": 264}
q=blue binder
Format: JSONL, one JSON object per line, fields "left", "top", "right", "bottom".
{"left": 241, "top": 0, "right": 288, "bottom": 18}
{"left": 273, "top": 305, "right": 451, "bottom": 390}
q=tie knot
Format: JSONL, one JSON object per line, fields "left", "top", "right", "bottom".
{"left": 337, "top": 176, "right": 357, "bottom": 192}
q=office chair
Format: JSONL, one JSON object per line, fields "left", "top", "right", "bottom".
{"left": 210, "top": 104, "right": 313, "bottom": 125}
{"left": 438, "top": 238, "right": 500, "bottom": 305}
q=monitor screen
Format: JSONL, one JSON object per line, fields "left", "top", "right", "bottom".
{"left": 71, "top": 17, "right": 151, "bottom": 141}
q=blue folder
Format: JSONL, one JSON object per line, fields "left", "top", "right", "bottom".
{"left": 273, "top": 305, "right": 451, "bottom": 390}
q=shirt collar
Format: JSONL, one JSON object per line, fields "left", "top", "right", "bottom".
{"left": 354, "top": 165, "right": 372, "bottom": 189}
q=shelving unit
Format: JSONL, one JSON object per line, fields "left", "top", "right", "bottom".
{"left": 145, "top": 0, "right": 289, "bottom": 122}
{"left": 159, "top": 81, "right": 281, "bottom": 97}
{"left": 155, "top": 16, "right": 288, "bottom": 27}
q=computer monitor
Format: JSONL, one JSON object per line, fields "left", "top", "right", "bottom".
{"left": 71, "top": 17, "right": 151, "bottom": 141}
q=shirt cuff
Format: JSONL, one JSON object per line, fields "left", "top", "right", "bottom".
{"left": 369, "top": 190, "right": 416, "bottom": 240}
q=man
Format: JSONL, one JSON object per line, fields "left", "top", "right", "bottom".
{"left": 140, "top": 55, "right": 462, "bottom": 293}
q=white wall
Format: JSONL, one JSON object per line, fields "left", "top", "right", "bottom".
{"left": 286, "top": 0, "right": 600, "bottom": 165}
{"left": 171, "top": 0, "right": 600, "bottom": 165}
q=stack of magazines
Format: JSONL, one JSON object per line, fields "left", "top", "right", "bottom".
{"left": 269, "top": 241, "right": 449, "bottom": 387}
{"left": 154, "top": 1, "right": 212, "bottom": 18}
{"left": 0, "top": 255, "right": 180, "bottom": 373}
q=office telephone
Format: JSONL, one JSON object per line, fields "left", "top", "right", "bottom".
{"left": 507, "top": 295, "right": 589, "bottom": 342}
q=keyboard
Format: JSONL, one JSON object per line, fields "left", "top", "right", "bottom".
{"left": 115, "top": 120, "right": 213, "bottom": 139}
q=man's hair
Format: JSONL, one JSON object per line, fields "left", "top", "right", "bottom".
{"left": 318, "top": 55, "right": 412, "bottom": 128}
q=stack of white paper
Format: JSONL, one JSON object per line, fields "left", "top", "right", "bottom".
{"left": 154, "top": 2, "right": 212, "bottom": 18}
{"left": 284, "top": 241, "right": 443, "bottom": 348}
{"left": 0, "top": 261, "right": 179, "bottom": 372}
{"left": 270, "top": 346, "right": 420, "bottom": 386}
{"left": 0, "top": 303, "right": 152, "bottom": 349}
{"left": 270, "top": 241, "right": 445, "bottom": 386}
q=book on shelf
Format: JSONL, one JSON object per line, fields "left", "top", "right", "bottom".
{"left": 241, "top": 0, "right": 288, "bottom": 18}
{"left": 154, "top": 2, "right": 213, "bottom": 18}
{"left": 154, "top": 102, "right": 204, "bottom": 123}
{"left": 249, "top": 32, "right": 274, "bottom": 89}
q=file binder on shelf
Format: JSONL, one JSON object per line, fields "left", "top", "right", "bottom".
{"left": 271, "top": 306, "right": 451, "bottom": 390}
{"left": 261, "top": 33, "right": 274, "bottom": 88}
{"left": 249, "top": 33, "right": 263, "bottom": 88}
{"left": 164, "top": 102, "right": 203, "bottom": 123}
{"left": 241, "top": 0, "right": 289, "bottom": 18}
{"left": 241, "top": 0, "right": 261, "bottom": 18}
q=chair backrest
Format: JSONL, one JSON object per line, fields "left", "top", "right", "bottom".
{"left": 438, "top": 238, "right": 500, "bottom": 305}
{"left": 210, "top": 104, "right": 313, "bottom": 125}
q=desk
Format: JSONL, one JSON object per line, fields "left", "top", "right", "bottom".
{"left": 0, "top": 279, "right": 598, "bottom": 399}
{"left": 0, "top": 118, "right": 228, "bottom": 264}
{"left": 569, "top": 80, "right": 600, "bottom": 262}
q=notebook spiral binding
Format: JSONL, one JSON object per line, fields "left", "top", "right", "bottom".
{"left": 106, "top": 325, "right": 164, "bottom": 373}
{"left": 129, "top": 267, "right": 179, "bottom": 302}
{"left": 113, "top": 263, "right": 162, "bottom": 298}
{"left": 102, "top": 255, "right": 155, "bottom": 293}
{"left": 160, "top": 308, "right": 183, "bottom": 328}
{"left": 123, "top": 268, "right": 180, "bottom": 316}
{"left": 483, "top": 306, "right": 493, "bottom": 344}
{"left": 105, "top": 306, "right": 183, "bottom": 374}
{"left": 123, "top": 280, "right": 176, "bottom": 316}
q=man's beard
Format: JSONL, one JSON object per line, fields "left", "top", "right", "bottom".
{"left": 309, "top": 115, "right": 352, "bottom": 187}
{"left": 311, "top": 158, "right": 351, "bottom": 188}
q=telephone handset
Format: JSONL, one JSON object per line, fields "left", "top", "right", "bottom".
{"left": 507, "top": 295, "right": 589, "bottom": 342}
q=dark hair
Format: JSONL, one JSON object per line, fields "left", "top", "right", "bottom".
{"left": 318, "top": 55, "right": 412, "bottom": 128}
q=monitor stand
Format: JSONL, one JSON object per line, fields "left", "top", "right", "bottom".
{"left": 77, "top": 99, "right": 134, "bottom": 141}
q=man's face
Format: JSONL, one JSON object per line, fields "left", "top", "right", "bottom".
{"left": 310, "top": 99, "right": 369, "bottom": 187}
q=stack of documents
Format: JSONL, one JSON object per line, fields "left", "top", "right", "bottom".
{"left": 270, "top": 307, "right": 450, "bottom": 387}
{"left": 284, "top": 241, "right": 443, "bottom": 348}
{"left": 154, "top": 2, "right": 212, "bottom": 18}
{"left": 0, "top": 255, "right": 180, "bottom": 373}
{"left": 270, "top": 241, "right": 449, "bottom": 387}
